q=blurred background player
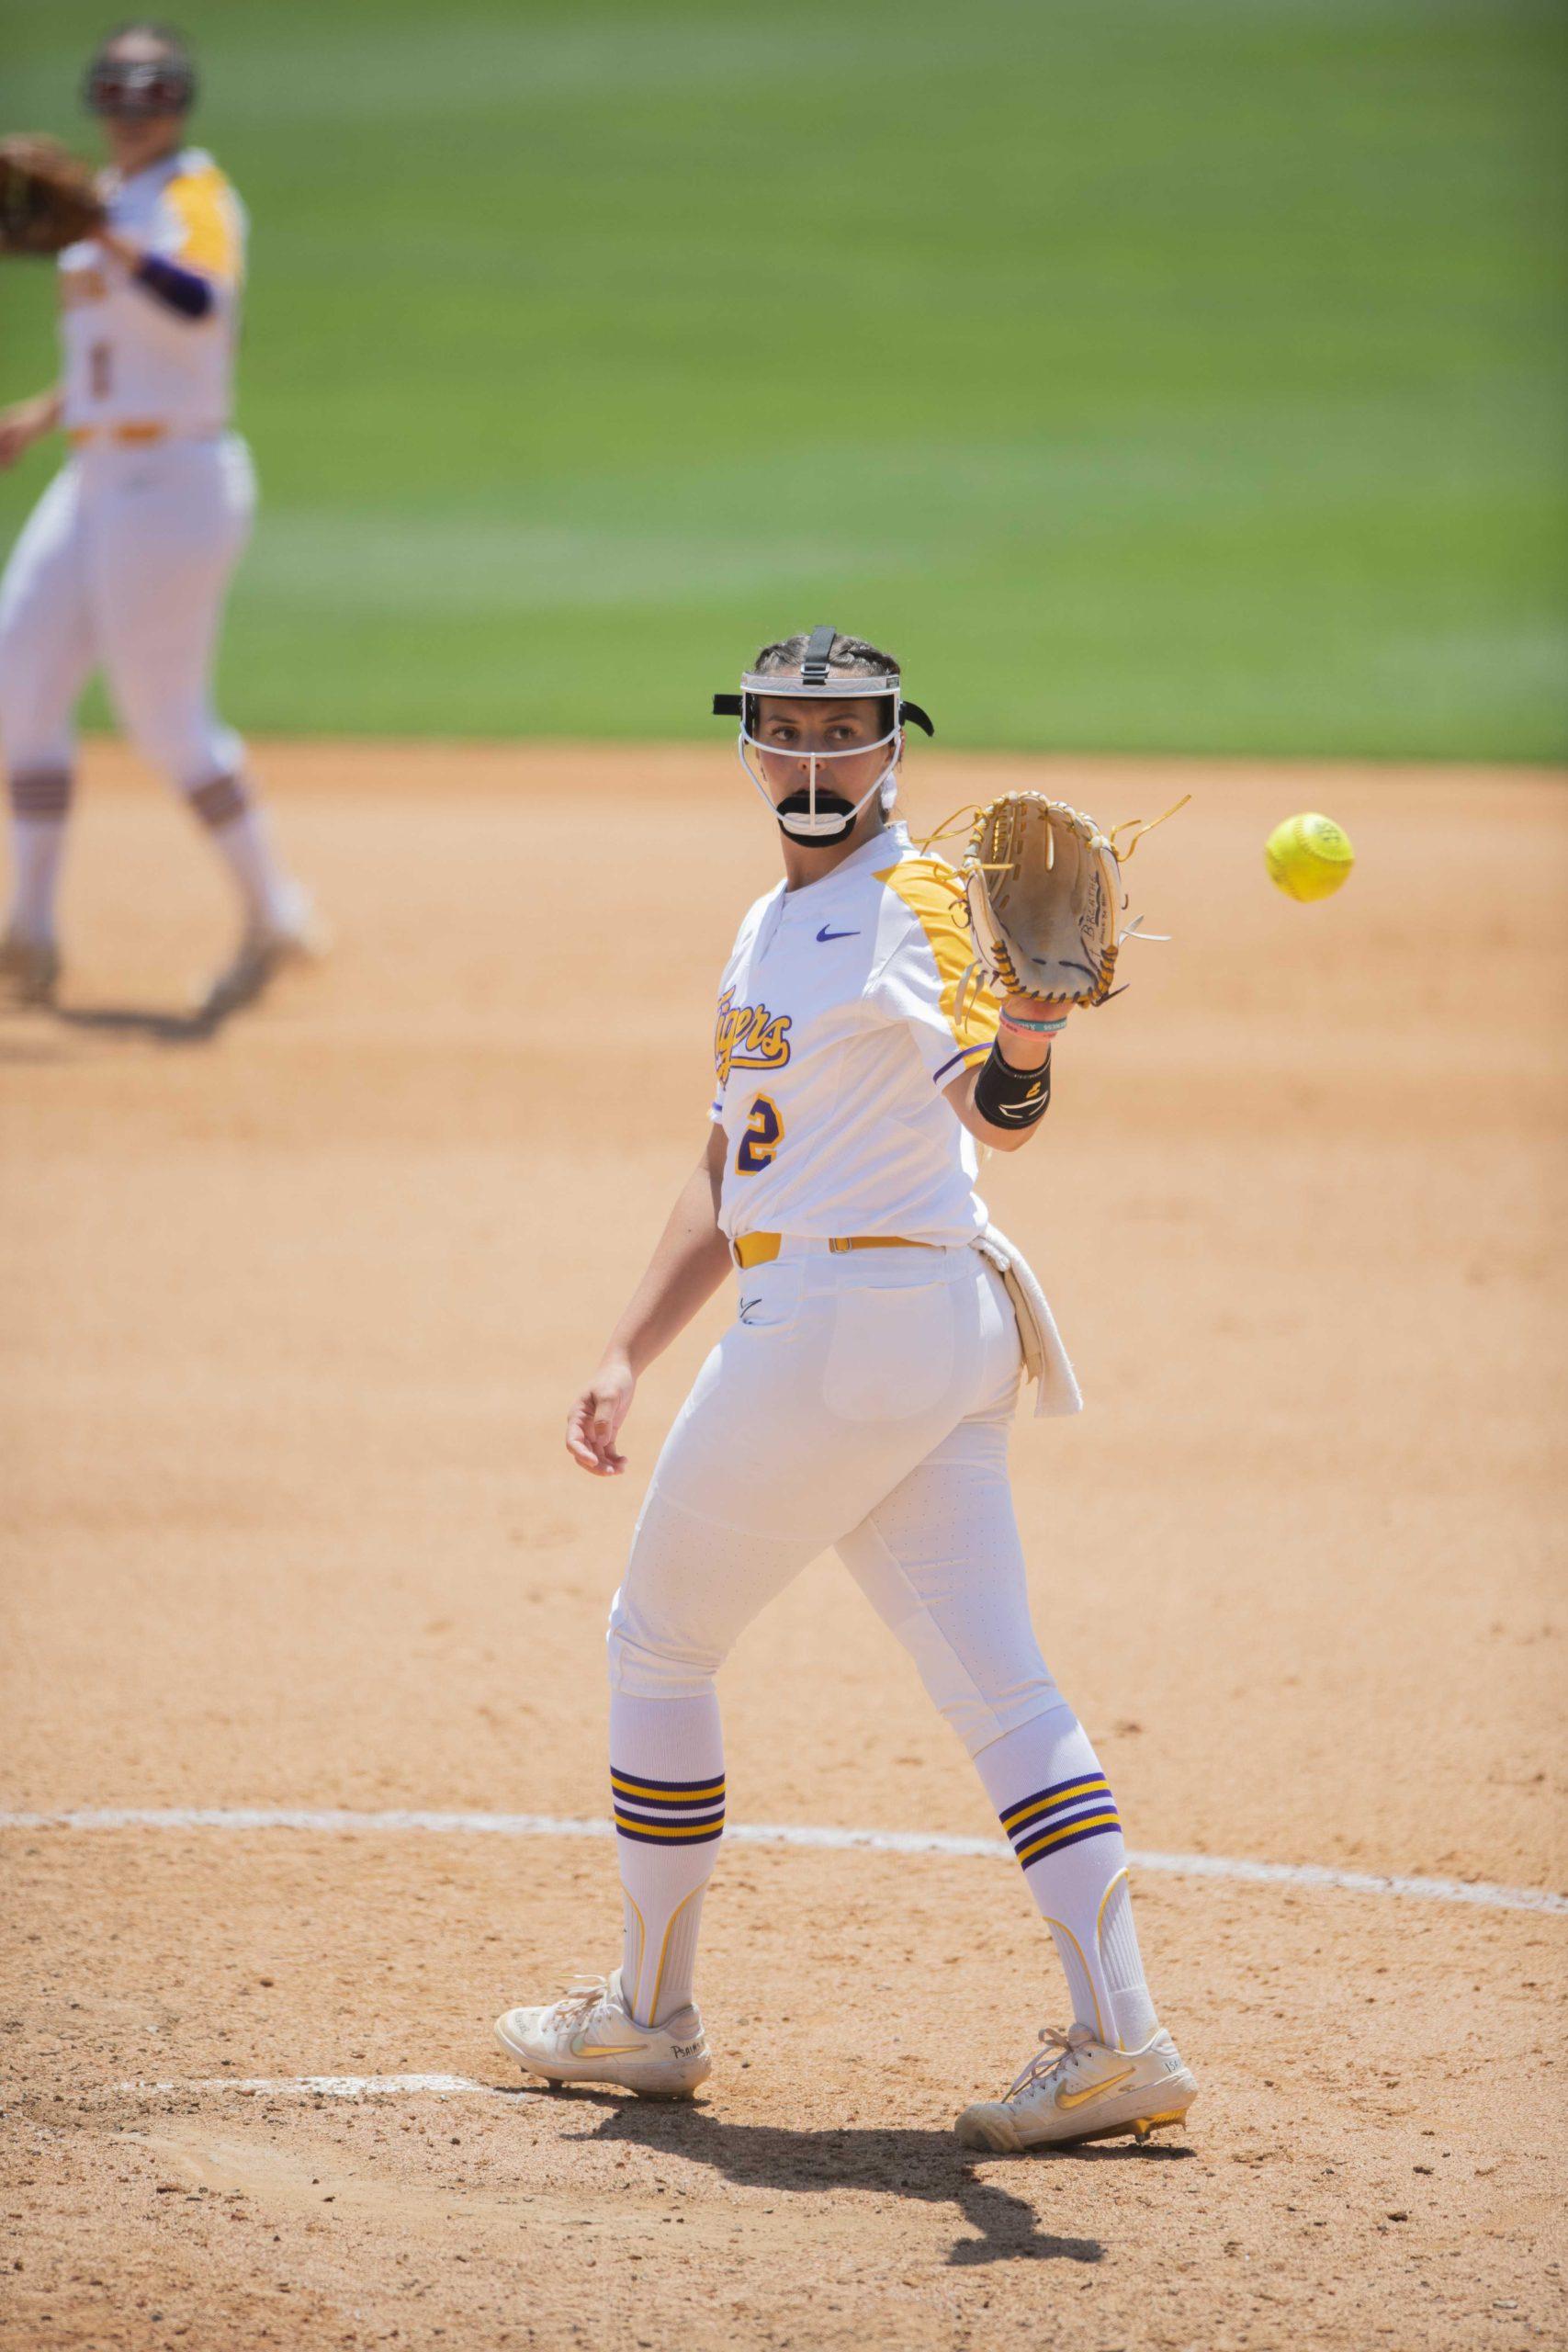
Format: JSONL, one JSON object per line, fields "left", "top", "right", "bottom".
{"left": 0, "top": 21, "right": 318, "bottom": 1014}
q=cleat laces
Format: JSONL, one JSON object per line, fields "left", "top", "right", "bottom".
{"left": 1002, "top": 2021, "right": 1098, "bottom": 2102}
{"left": 546, "top": 1976, "right": 614, "bottom": 2029}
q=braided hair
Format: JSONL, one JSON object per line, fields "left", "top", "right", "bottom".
{"left": 750, "top": 631, "right": 900, "bottom": 684}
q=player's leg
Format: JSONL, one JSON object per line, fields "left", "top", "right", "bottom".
{"left": 500, "top": 1329, "right": 844, "bottom": 2088}
{"left": 89, "top": 437, "right": 313, "bottom": 1001}
{"left": 835, "top": 1415, "right": 1159, "bottom": 2052}
{"left": 0, "top": 465, "right": 97, "bottom": 997}
{"left": 494, "top": 1550, "right": 743, "bottom": 2097}
{"left": 497, "top": 1250, "right": 993, "bottom": 2089}
{"left": 604, "top": 1470, "right": 827, "bottom": 2035}
{"left": 834, "top": 1264, "right": 1195, "bottom": 2145}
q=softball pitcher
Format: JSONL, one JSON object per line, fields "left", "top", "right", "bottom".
{"left": 495, "top": 629, "right": 1196, "bottom": 2152}
{"left": 0, "top": 23, "right": 316, "bottom": 1015}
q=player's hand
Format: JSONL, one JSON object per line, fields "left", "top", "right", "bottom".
{"left": 0, "top": 397, "right": 53, "bottom": 470}
{"left": 566, "top": 1354, "right": 636, "bottom": 1476}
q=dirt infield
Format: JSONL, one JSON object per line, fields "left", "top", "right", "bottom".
{"left": 3, "top": 741, "right": 1564, "bottom": 2351}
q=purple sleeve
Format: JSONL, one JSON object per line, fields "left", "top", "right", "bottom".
{"left": 132, "top": 253, "right": 215, "bottom": 321}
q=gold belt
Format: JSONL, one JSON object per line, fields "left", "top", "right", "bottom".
{"left": 67, "top": 422, "right": 169, "bottom": 448}
{"left": 732, "top": 1232, "right": 931, "bottom": 1271}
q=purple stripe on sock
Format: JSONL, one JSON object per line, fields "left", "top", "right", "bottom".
{"left": 1004, "top": 1789, "right": 1112, "bottom": 1845}
{"left": 1009, "top": 1802, "right": 1119, "bottom": 1853}
{"left": 609, "top": 1768, "right": 728, "bottom": 1797}
{"left": 9, "top": 769, "right": 72, "bottom": 819}
{"left": 1016, "top": 1816, "right": 1122, "bottom": 1869}
{"left": 1001, "top": 1772, "right": 1112, "bottom": 1826}
{"left": 186, "top": 774, "right": 249, "bottom": 830}
{"left": 615, "top": 1796, "right": 733, "bottom": 1834}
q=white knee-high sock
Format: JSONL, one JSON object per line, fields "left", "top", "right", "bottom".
{"left": 609, "top": 1690, "right": 725, "bottom": 2028}
{"left": 975, "top": 1704, "right": 1159, "bottom": 2051}
{"left": 185, "top": 775, "right": 299, "bottom": 931}
{"left": 6, "top": 769, "right": 73, "bottom": 941}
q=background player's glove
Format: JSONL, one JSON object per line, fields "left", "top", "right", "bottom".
{"left": 0, "top": 135, "right": 105, "bottom": 256}
{"left": 959, "top": 793, "right": 1126, "bottom": 1010}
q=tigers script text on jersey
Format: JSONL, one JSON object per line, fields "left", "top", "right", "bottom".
{"left": 710, "top": 823, "right": 1002, "bottom": 1247}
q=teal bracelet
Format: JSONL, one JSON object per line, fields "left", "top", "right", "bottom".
{"left": 998, "top": 1009, "right": 1067, "bottom": 1035}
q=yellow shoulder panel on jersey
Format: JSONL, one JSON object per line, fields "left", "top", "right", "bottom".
{"left": 874, "top": 855, "right": 1001, "bottom": 1047}
{"left": 166, "top": 164, "right": 243, "bottom": 283}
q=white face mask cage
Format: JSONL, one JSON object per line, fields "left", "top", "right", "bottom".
{"left": 737, "top": 709, "right": 902, "bottom": 842}
{"left": 712, "top": 630, "right": 935, "bottom": 848}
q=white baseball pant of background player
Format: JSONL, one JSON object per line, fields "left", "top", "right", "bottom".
{"left": 0, "top": 433, "right": 302, "bottom": 991}
{"left": 1, "top": 429, "right": 250, "bottom": 786}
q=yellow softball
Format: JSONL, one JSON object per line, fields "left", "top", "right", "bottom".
{"left": 1264, "top": 811, "right": 1355, "bottom": 901}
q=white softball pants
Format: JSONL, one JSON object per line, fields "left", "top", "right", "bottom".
{"left": 608, "top": 1241, "right": 1065, "bottom": 1757}
{"left": 0, "top": 433, "right": 254, "bottom": 792}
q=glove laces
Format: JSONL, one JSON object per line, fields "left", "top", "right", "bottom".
{"left": 1107, "top": 792, "right": 1191, "bottom": 861}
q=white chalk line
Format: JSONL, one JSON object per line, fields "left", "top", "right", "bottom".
{"left": 118, "top": 2074, "right": 513, "bottom": 2101}
{"left": 5, "top": 1804, "right": 1563, "bottom": 1917}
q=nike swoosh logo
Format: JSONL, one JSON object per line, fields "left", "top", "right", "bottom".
{"left": 816, "top": 925, "right": 860, "bottom": 943}
{"left": 1055, "top": 2066, "right": 1137, "bottom": 2110}
{"left": 571, "top": 2034, "right": 650, "bottom": 2058}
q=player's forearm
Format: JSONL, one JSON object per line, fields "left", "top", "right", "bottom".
{"left": 948, "top": 1060, "right": 1047, "bottom": 1152}
{"left": 946, "top": 1040, "right": 1055, "bottom": 1152}
{"left": 16, "top": 387, "right": 64, "bottom": 434}
{"left": 600, "top": 1151, "right": 731, "bottom": 1377}
{"left": 956, "top": 1001, "right": 1066, "bottom": 1151}
{"left": 97, "top": 226, "right": 215, "bottom": 319}
{"left": 0, "top": 388, "right": 63, "bottom": 469}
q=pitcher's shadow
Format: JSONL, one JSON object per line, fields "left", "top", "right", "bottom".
{"left": 17, "top": 963, "right": 278, "bottom": 1046}
{"left": 541, "top": 2092, "right": 1190, "bottom": 2267}
{"left": 49, "top": 1001, "right": 231, "bottom": 1045}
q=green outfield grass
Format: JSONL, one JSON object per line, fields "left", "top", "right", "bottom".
{"left": 2, "top": 0, "right": 1564, "bottom": 757}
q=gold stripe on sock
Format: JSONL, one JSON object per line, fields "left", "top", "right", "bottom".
{"left": 614, "top": 1813, "right": 724, "bottom": 1840}
{"left": 610, "top": 1773, "right": 726, "bottom": 1804}
{"left": 1013, "top": 1810, "right": 1121, "bottom": 1867}
{"left": 999, "top": 1777, "right": 1109, "bottom": 1832}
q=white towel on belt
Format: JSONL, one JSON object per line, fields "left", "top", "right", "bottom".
{"left": 973, "top": 1224, "right": 1083, "bottom": 1419}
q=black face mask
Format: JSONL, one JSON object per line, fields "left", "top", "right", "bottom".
{"left": 773, "top": 787, "right": 859, "bottom": 846}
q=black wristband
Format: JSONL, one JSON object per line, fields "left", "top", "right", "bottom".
{"left": 973, "top": 1037, "right": 1052, "bottom": 1131}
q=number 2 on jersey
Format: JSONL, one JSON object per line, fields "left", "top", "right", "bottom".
{"left": 736, "top": 1093, "right": 784, "bottom": 1173}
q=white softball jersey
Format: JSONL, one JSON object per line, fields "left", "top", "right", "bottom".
{"left": 58, "top": 147, "right": 244, "bottom": 437}
{"left": 709, "top": 822, "right": 1003, "bottom": 1248}
{"left": 0, "top": 149, "right": 254, "bottom": 792}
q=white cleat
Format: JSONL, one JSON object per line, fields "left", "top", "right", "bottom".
{"left": 0, "top": 927, "right": 61, "bottom": 1007}
{"left": 494, "top": 1969, "right": 711, "bottom": 2099}
{"left": 955, "top": 2020, "right": 1197, "bottom": 2154}
{"left": 197, "top": 895, "right": 328, "bottom": 1021}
